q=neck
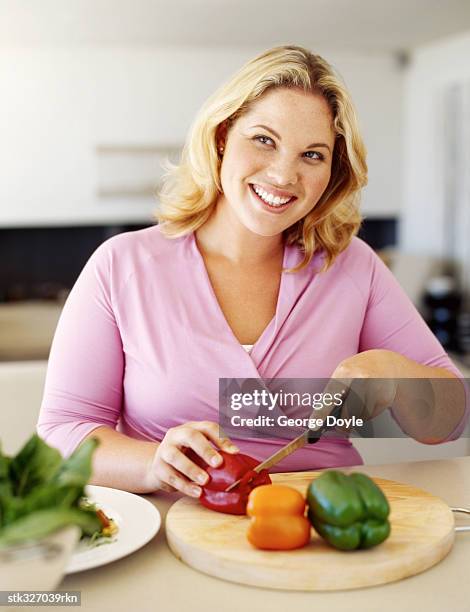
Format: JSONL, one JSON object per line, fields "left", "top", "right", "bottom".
{"left": 195, "top": 197, "right": 284, "bottom": 266}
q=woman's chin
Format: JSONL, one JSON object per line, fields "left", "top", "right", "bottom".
{"left": 241, "top": 220, "right": 285, "bottom": 238}
{"left": 222, "top": 200, "right": 291, "bottom": 238}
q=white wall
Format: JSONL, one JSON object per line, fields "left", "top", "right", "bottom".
{"left": 402, "top": 31, "right": 470, "bottom": 259}
{"left": 0, "top": 45, "right": 404, "bottom": 227}
{"left": 331, "top": 52, "right": 404, "bottom": 219}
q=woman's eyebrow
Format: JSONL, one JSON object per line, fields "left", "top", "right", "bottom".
{"left": 250, "top": 124, "right": 331, "bottom": 153}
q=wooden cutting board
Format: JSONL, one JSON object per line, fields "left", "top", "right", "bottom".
{"left": 166, "top": 471, "right": 455, "bottom": 591}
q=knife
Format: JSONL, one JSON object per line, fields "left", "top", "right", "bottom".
{"left": 224, "top": 385, "right": 350, "bottom": 492}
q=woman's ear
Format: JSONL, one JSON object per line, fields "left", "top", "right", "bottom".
{"left": 216, "top": 121, "right": 228, "bottom": 155}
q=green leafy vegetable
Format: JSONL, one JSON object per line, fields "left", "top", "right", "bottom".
{"left": 9, "top": 435, "right": 62, "bottom": 497}
{"left": 0, "top": 434, "right": 101, "bottom": 547}
{"left": 0, "top": 508, "right": 100, "bottom": 547}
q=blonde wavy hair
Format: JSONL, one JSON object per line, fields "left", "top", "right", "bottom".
{"left": 156, "top": 45, "right": 367, "bottom": 272}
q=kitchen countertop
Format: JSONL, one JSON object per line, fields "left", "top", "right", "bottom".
{"left": 52, "top": 457, "right": 470, "bottom": 612}
{"left": 0, "top": 300, "right": 63, "bottom": 361}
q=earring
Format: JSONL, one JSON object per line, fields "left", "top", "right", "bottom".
{"left": 218, "top": 146, "right": 224, "bottom": 154}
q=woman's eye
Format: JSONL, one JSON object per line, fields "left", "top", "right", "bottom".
{"left": 254, "top": 135, "right": 274, "bottom": 146}
{"left": 304, "top": 151, "right": 324, "bottom": 161}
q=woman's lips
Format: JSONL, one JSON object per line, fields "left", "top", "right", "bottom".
{"left": 249, "top": 184, "right": 297, "bottom": 214}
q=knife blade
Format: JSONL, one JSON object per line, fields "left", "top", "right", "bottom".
{"left": 224, "top": 385, "right": 350, "bottom": 492}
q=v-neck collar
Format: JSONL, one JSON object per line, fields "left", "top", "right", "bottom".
{"left": 187, "top": 231, "right": 315, "bottom": 372}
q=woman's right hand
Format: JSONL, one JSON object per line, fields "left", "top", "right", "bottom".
{"left": 145, "top": 421, "right": 240, "bottom": 497}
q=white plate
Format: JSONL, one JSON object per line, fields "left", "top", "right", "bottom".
{"left": 65, "top": 485, "right": 161, "bottom": 574}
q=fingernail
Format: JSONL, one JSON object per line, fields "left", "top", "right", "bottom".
{"left": 190, "top": 486, "right": 201, "bottom": 497}
{"left": 227, "top": 444, "right": 239, "bottom": 453}
{"left": 197, "top": 473, "right": 208, "bottom": 484}
{"left": 211, "top": 454, "right": 222, "bottom": 467}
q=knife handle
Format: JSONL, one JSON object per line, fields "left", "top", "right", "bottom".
{"left": 306, "top": 430, "right": 322, "bottom": 444}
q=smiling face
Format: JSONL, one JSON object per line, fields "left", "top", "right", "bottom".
{"left": 217, "top": 87, "right": 336, "bottom": 237}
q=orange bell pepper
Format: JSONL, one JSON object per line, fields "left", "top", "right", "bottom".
{"left": 246, "top": 484, "right": 311, "bottom": 550}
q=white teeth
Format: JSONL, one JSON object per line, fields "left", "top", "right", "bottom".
{"left": 252, "top": 184, "right": 292, "bottom": 207}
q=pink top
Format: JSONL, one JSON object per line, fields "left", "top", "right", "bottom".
{"left": 37, "top": 226, "right": 466, "bottom": 470}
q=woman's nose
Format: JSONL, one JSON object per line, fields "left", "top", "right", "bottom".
{"left": 265, "top": 156, "right": 298, "bottom": 187}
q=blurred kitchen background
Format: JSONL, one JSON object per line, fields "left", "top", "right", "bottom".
{"left": 1, "top": 0, "right": 470, "bottom": 461}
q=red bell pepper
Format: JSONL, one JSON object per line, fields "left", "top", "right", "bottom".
{"left": 185, "top": 449, "right": 271, "bottom": 515}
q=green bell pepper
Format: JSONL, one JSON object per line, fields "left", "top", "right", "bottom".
{"left": 307, "top": 470, "right": 391, "bottom": 551}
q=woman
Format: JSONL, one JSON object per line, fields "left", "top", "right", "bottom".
{"left": 37, "top": 46, "right": 466, "bottom": 498}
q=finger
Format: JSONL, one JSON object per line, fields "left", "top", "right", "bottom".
{"left": 160, "top": 445, "right": 209, "bottom": 486}
{"left": 187, "top": 421, "right": 240, "bottom": 454}
{"left": 323, "top": 376, "right": 352, "bottom": 398}
{"left": 172, "top": 428, "right": 225, "bottom": 467}
{"left": 157, "top": 482, "right": 177, "bottom": 493}
{"left": 343, "top": 383, "right": 368, "bottom": 421}
{"left": 158, "top": 461, "right": 202, "bottom": 498}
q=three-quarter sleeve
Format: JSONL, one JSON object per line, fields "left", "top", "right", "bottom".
{"left": 37, "top": 240, "right": 124, "bottom": 457}
{"left": 359, "top": 252, "right": 459, "bottom": 372}
{"left": 358, "top": 249, "right": 468, "bottom": 441}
